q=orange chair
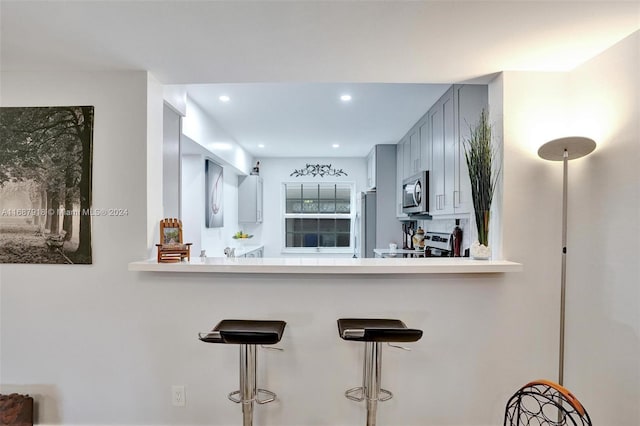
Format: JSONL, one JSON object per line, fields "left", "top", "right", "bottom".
{"left": 504, "top": 380, "right": 592, "bottom": 426}
{"left": 156, "top": 218, "right": 192, "bottom": 263}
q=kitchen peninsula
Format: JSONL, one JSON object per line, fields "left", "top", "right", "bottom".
{"left": 128, "top": 257, "right": 522, "bottom": 274}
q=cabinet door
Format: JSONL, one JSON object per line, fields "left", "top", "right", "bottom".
{"left": 396, "top": 141, "right": 407, "bottom": 218}
{"left": 454, "top": 85, "right": 488, "bottom": 215}
{"left": 429, "top": 104, "right": 444, "bottom": 214}
{"left": 419, "top": 119, "right": 430, "bottom": 172}
{"left": 410, "top": 130, "right": 420, "bottom": 174}
{"left": 238, "top": 176, "right": 263, "bottom": 223}
{"left": 442, "top": 93, "right": 455, "bottom": 215}
{"left": 429, "top": 87, "right": 454, "bottom": 215}
{"left": 257, "top": 177, "right": 263, "bottom": 222}
{"left": 402, "top": 137, "right": 411, "bottom": 180}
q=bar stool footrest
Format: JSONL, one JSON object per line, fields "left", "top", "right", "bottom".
{"left": 345, "top": 386, "right": 365, "bottom": 402}
{"left": 256, "top": 388, "right": 277, "bottom": 404}
{"left": 344, "top": 386, "right": 393, "bottom": 402}
{"left": 378, "top": 388, "right": 393, "bottom": 401}
{"left": 227, "top": 389, "right": 277, "bottom": 404}
{"left": 228, "top": 390, "right": 242, "bottom": 403}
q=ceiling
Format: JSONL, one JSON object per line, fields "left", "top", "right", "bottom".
{"left": 181, "top": 82, "right": 450, "bottom": 157}
{"left": 2, "top": 1, "right": 638, "bottom": 157}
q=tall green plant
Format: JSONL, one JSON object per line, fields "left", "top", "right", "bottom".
{"left": 464, "top": 109, "right": 499, "bottom": 247}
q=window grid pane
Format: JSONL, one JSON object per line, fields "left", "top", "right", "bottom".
{"left": 285, "top": 183, "right": 352, "bottom": 248}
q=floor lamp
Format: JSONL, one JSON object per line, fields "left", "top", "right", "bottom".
{"left": 538, "top": 136, "right": 596, "bottom": 386}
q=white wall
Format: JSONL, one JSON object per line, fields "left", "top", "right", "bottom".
{"left": 181, "top": 98, "right": 254, "bottom": 176}
{"left": 181, "top": 153, "right": 241, "bottom": 258}
{"left": 565, "top": 31, "right": 639, "bottom": 424}
{"left": 1, "top": 33, "right": 638, "bottom": 426}
{"left": 258, "top": 157, "right": 368, "bottom": 257}
{"left": 163, "top": 104, "right": 181, "bottom": 218}
{"left": 0, "top": 71, "right": 153, "bottom": 423}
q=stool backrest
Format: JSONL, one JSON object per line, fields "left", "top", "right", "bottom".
{"left": 504, "top": 380, "right": 592, "bottom": 426}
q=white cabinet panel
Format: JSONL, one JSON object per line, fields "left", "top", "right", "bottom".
{"left": 238, "top": 175, "right": 263, "bottom": 223}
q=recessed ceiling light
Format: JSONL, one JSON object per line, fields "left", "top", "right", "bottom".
{"left": 219, "top": 95, "right": 230, "bottom": 102}
{"left": 258, "top": 144, "right": 265, "bottom": 148}
{"left": 332, "top": 143, "right": 340, "bottom": 148}
{"left": 340, "top": 94, "right": 352, "bottom": 102}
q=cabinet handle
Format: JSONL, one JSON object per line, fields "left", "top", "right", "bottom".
{"left": 453, "top": 190, "right": 459, "bottom": 207}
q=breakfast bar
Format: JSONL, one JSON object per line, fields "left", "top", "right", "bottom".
{"left": 128, "top": 257, "right": 522, "bottom": 274}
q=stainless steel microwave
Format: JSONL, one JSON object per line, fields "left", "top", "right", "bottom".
{"left": 402, "top": 171, "right": 429, "bottom": 215}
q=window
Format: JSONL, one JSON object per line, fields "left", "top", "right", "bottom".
{"left": 284, "top": 183, "right": 354, "bottom": 250}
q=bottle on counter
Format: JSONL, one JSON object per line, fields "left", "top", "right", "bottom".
{"left": 452, "top": 220, "right": 463, "bottom": 257}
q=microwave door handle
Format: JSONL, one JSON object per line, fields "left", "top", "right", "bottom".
{"left": 412, "top": 180, "right": 420, "bottom": 207}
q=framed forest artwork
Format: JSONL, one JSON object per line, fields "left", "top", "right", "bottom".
{"left": 205, "top": 159, "right": 223, "bottom": 228}
{"left": 0, "top": 106, "right": 94, "bottom": 264}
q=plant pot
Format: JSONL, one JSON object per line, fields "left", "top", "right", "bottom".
{"left": 470, "top": 241, "right": 491, "bottom": 260}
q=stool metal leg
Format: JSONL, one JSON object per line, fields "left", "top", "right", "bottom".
{"left": 344, "top": 342, "right": 394, "bottom": 426}
{"left": 226, "top": 344, "right": 279, "bottom": 426}
{"left": 240, "top": 344, "right": 256, "bottom": 426}
{"left": 364, "top": 342, "right": 381, "bottom": 426}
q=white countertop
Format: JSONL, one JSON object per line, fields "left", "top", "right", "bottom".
{"left": 128, "top": 257, "right": 522, "bottom": 274}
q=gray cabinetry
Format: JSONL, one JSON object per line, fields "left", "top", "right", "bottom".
{"left": 396, "top": 139, "right": 408, "bottom": 219}
{"left": 429, "top": 84, "right": 488, "bottom": 217}
{"left": 364, "top": 144, "right": 397, "bottom": 254}
{"left": 419, "top": 119, "right": 430, "bottom": 172}
{"left": 409, "top": 130, "right": 420, "bottom": 175}
{"left": 453, "top": 84, "right": 488, "bottom": 215}
{"left": 238, "top": 175, "right": 263, "bottom": 223}
{"left": 367, "top": 144, "right": 396, "bottom": 193}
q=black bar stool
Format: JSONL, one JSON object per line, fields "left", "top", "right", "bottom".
{"left": 199, "top": 319, "right": 286, "bottom": 426}
{"left": 337, "top": 318, "right": 423, "bottom": 426}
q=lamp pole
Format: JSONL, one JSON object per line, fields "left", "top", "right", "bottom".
{"left": 538, "top": 137, "right": 596, "bottom": 387}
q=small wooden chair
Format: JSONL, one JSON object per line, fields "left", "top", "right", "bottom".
{"left": 156, "top": 218, "right": 192, "bottom": 263}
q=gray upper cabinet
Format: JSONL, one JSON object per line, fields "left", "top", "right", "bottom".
{"left": 419, "top": 119, "right": 430, "bottom": 172}
{"left": 396, "top": 139, "right": 408, "bottom": 219}
{"left": 429, "top": 88, "right": 451, "bottom": 215}
{"left": 238, "top": 175, "right": 263, "bottom": 223}
{"left": 429, "top": 84, "right": 488, "bottom": 217}
{"left": 409, "top": 130, "right": 420, "bottom": 175}
{"left": 453, "top": 84, "right": 488, "bottom": 215}
{"left": 394, "top": 84, "right": 487, "bottom": 219}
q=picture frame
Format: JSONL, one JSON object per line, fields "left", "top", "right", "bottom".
{"left": 205, "top": 159, "right": 224, "bottom": 228}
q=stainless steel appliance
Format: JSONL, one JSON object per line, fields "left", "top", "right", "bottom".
{"left": 359, "top": 191, "right": 377, "bottom": 258}
{"left": 423, "top": 231, "right": 452, "bottom": 257}
{"left": 402, "top": 171, "right": 430, "bottom": 216}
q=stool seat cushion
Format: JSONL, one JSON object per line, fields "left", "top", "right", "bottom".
{"left": 337, "top": 318, "right": 423, "bottom": 343}
{"left": 200, "top": 319, "right": 286, "bottom": 345}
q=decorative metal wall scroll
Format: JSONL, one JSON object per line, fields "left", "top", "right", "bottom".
{"left": 290, "top": 164, "right": 348, "bottom": 178}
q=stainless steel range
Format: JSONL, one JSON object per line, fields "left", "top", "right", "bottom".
{"left": 423, "top": 231, "right": 452, "bottom": 257}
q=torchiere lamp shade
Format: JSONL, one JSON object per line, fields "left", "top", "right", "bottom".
{"left": 538, "top": 136, "right": 596, "bottom": 161}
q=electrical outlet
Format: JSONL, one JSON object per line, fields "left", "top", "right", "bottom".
{"left": 172, "top": 385, "right": 185, "bottom": 407}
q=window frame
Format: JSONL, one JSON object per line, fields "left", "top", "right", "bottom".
{"left": 281, "top": 181, "right": 356, "bottom": 254}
